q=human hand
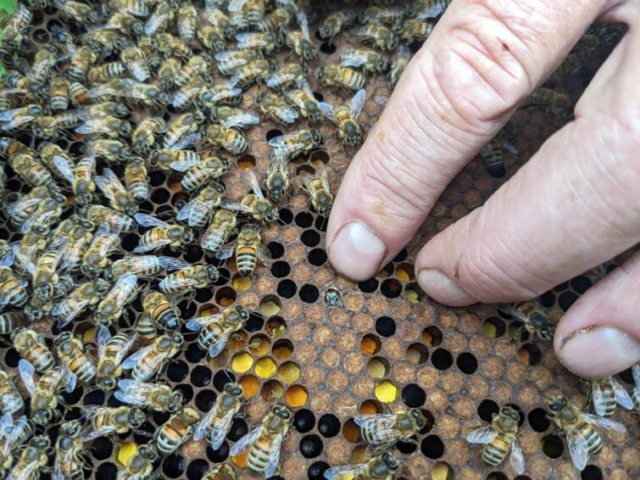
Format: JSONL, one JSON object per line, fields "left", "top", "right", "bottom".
{"left": 326, "top": 0, "right": 640, "bottom": 379}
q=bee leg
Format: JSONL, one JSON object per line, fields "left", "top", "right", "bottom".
{"left": 511, "top": 326, "right": 526, "bottom": 343}
{"left": 133, "top": 428, "right": 154, "bottom": 438}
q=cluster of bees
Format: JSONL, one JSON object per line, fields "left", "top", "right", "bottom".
{"left": 0, "top": 0, "right": 634, "bottom": 479}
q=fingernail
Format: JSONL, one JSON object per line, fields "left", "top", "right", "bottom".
{"left": 328, "top": 222, "right": 386, "bottom": 281}
{"left": 559, "top": 327, "right": 640, "bottom": 378}
{"left": 417, "top": 269, "right": 476, "bottom": 306}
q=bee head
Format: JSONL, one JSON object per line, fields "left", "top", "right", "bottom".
{"left": 382, "top": 452, "right": 399, "bottom": 470}
{"left": 168, "top": 391, "right": 184, "bottom": 412}
{"left": 124, "top": 202, "right": 139, "bottom": 217}
{"left": 547, "top": 395, "right": 566, "bottom": 411}
{"left": 97, "top": 377, "right": 115, "bottom": 390}
{"left": 265, "top": 205, "right": 279, "bottom": 222}
{"left": 316, "top": 68, "right": 324, "bottom": 80}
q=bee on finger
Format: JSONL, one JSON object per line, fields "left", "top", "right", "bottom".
{"left": 134, "top": 213, "right": 195, "bottom": 253}
{"left": 115, "top": 379, "right": 184, "bottom": 413}
{"left": 186, "top": 306, "right": 249, "bottom": 357}
{"left": 400, "top": 19, "right": 434, "bottom": 44}
{"left": 94, "top": 272, "right": 139, "bottom": 327}
{"left": 156, "top": 407, "right": 200, "bottom": 455}
{"left": 19, "top": 359, "right": 76, "bottom": 425}
{"left": 95, "top": 327, "right": 136, "bottom": 391}
{"left": 319, "top": 88, "right": 366, "bottom": 147}
{"left": 194, "top": 382, "right": 244, "bottom": 447}
{"left": 215, "top": 224, "right": 270, "bottom": 277}
{"left": 324, "top": 451, "right": 400, "bottom": 480}
{"left": 122, "top": 332, "right": 183, "bottom": 381}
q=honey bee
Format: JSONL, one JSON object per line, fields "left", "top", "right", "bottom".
{"left": 107, "top": 255, "right": 189, "bottom": 282}
{"left": 85, "top": 205, "right": 135, "bottom": 232}
{"left": 134, "top": 214, "right": 195, "bottom": 252}
{"left": 256, "top": 7, "right": 293, "bottom": 32}
{"left": 400, "top": 19, "right": 434, "bottom": 45}
{"left": 87, "top": 62, "right": 127, "bottom": 85}
{"left": 52, "top": 279, "right": 111, "bottom": 329}
{"left": 409, "top": 0, "right": 452, "bottom": 20}
{"left": 466, "top": 405, "right": 525, "bottom": 473}
{"left": 528, "top": 87, "right": 572, "bottom": 118}
{"left": 7, "top": 151, "right": 52, "bottom": 188}
{"left": 143, "top": 290, "right": 182, "bottom": 331}
{"left": 158, "top": 265, "right": 220, "bottom": 295}
{"left": 175, "top": 54, "right": 213, "bottom": 87}
{"left": 203, "top": 124, "right": 248, "bottom": 155}
{"left": 0, "top": 414, "right": 31, "bottom": 476}
{"left": 121, "top": 45, "right": 150, "bottom": 82}
{"left": 95, "top": 327, "right": 135, "bottom": 391}
{"left": 588, "top": 377, "right": 633, "bottom": 418}
{"left": 229, "top": 59, "right": 276, "bottom": 89}
{"left": 324, "top": 451, "right": 400, "bottom": 480}
{"left": 263, "top": 157, "right": 291, "bottom": 204}
{"left": 163, "top": 112, "right": 205, "bottom": 149}
{"left": 158, "top": 56, "right": 182, "bottom": 90}
{"left": 172, "top": 154, "right": 230, "bottom": 192}
{"left": 355, "top": 409, "right": 426, "bottom": 455}
{"left": 361, "top": 6, "right": 404, "bottom": 28}
{"left": 29, "top": 46, "right": 59, "bottom": 84}
{"left": 0, "top": 311, "right": 27, "bottom": 336}
{"left": 633, "top": 364, "right": 640, "bottom": 413}
{"left": 547, "top": 395, "right": 625, "bottom": 471}
{"left": 76, "top": 116, "right": 132, "bottom": 138}
{"left": 202, "top": 210, "right": 239, "bottom": 255}
{"left": 21, "top": 191, "right": 66, "bottom": 236}
{"left": 304, "top": 170, "right": 334, "bottom": 218}
{"left": 215, "top": 224, "right": 269, "bottom": 277}
{"left": 135, "top": 313, "right": 158, "bottom": 347}
{"left": 318, "top": 10, "right": 357, "bottom": 41}
{"left": 125, "top": 157, "right": 150, "bottom": 201}
{"left": 235, "top": 31, "right": 282, "bottom": 54}
{"left": 19, "top": 359, "right": 76, "bottom": 425}
{"left": 115, "top": 379, "right": 184, "bottom": 413}
{"left": 230, "top": 403, "right": 292, "bottom": 477}
{"left": 81, "top": 222, "right": 122, "bottom": 275}
{"left": 317, "top": 66, "right": 366, "bottom": 91}
{"left": 284, "top": 78, "right": 323, "bottom": 122}
{"left": 54, "top": 420, "right": 86, "bottom": 480}
{"left": 0, "top": 367, "right": 25, "bottom": 415}
{"left": 104, "top": 0, "right": 150, "bottom": 18}
{"left": 118, "top": 443, "right": 158, "bottom": 480}
{"left": 6, "top": 187, "right": 50, "bottom": 229}
{"left": 123, "top": 332, "right": 183, "bottom": 381}
{"left": 95, "top": 168, "right": 138, "bottom": 216}
{"left": 480, "top": 137, "right": 517, "bottom": 176}
{"left": 197, "top": 86, "right": 243, "bottom": 114}
{"left": 0, "top": 4, "right": 32, "bottom": 50}
{"left": 203, "top": 464, "right": 236, "bottom": 480}
{"left": 68, "top": 46, "right": 98, "bottom": 81}
{"left": 203, "top": 7, "right": 236, "bottom": 38}
{"left": 81, "top": 29, "right": 127, "bottom": 56}
{"left": 266, "top": 63, "right": 308, "bottom": 90}
{"left": 0, "top": 104, "right": 48, "bottom": 133}
{"left": 285, "top": 12, "right": 317, "bottom": 61}
{"left": 94, "top": 273, "right": 139, "bottom": 327}
{"left": 340, "top": 49, "right": 389, "bottom": 74}
{"left": 178, "top": 1, "right": 197, "bottom": 42}
{"left": 496, "top": 302, "right": 555, "bottom": 343}
{"left": 319, "top": 88, "right": 365, "bottom": 147}
{"left": 54, "top": 0, "right": 102, "bottom": 23}
{"left": 0, "top": 267, "right": 29, "bottom": 309}
{"left": 38, "top": 143, "right": 71, "bottom": 182}
{"left": 194, "top": 382, "right": 244, "bottom": 447}
{"left": 145, "top": 0, "right": 177, "bottom": 35}
{"left": 11, "top": 232, "right": 45, "bottom": 276}
{"left": 186, "top": 306, "right": 249, "bottom": 357}
{"left": 197, "top": 21, "right": 227, "bottom": 52}
{"left": 0, "top": 137, "right": 31, "bottom": 158}
{"left": 54, "top": 332, "right": 97, "bottom": 385}
{"left": 49, "top": 76, "right": 70, "bottom": 112}
{"left": 104, "top": 12, "right": 145, "bottom": 36}
{"left": 83, "top": 406, "right": 147, "bottom": 441}
{"left": 7, "top": 434, "right": 52, "bottom": 479}
{"left": 257, "top": 92, "right": 299, "bottom": 125}
{"left": 56, "top": 218, "right": 96, "bottom": 272}
{"left": 215, "top": 50, "right": 262, "bottom": 76}
{"left": 172, "top": 75, "right": 209, "bottom": 110}
{"left": 90, "top": 79, "right": 170, "bottom": 108}
{"left": 89, "top": 139, "right": 131, "bottom": 163}
{"left": 156, "top": 407, "right": 200, "bottom": 455}
{"left": 29, "top": 249, "right": 66, "bottom": 303}
{"left": 270, "top": 129, "right": 322, "bottom": 162}
{"left": 177, "top": 182, "right": 227, "bottom": 227}
{"left": 3, "top": 72, "right": 47, "bottom": 100}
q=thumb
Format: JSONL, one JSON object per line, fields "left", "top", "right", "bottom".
{"left": 326, "top": 0, "right": 609, "bottom": 281}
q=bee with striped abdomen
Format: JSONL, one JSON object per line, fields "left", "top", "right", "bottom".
{"left": 270, "top": 129, "right": 322, "bottom": 162}
{"left": 202, "top": 210, "right": 238, "bottom": 255}
{"left": 115, "top": 379, "right": 184, "bottom": 413}
{"left": 0, "top": 311, "right": 27, "bottom": 337}
{"left": 52, "top": 279, "right": 111, "bottom": 329}
{"left": 215, "top": 224, "right": 269, "bottom": 277}
{"left": 123, "top": 332, "right": 183, "bottom": 381}
{"left": 84, "top": 205, "right": 135, "bottom": 232}
{"left": 94, "top": 168, "right": 138, "bottom": 216}
{"left": 400, "top": 19, "right": 434, "bottom": 44}
{"left": 125, "top": 157, "right": 150, "bottom": 201}
{"left": 7, "top": 151, "right": 52, "bottom": 188}
{"left": 285, "top": 11, "right": 317, "bottom": 61}
{"left": 54, "top": 420, "right": 86, "bottom": 480}
{"left": 83, "top": 406, "right": 146, "bottom": 441}
{"left": 230, "top": 403, "right": 291, "bottom": 477}
{"left": 158, "top": 57, "right": 182, "bottom": 91}
{"left": 76, "top": 116, "right": 132, "bottom": 139}
{"left": 256, "top": 6, "right": 293, "bottom": 32}
{"left": 319, "top": 88, "right": 366, "bottom": 147}
{"left": 324, "top": 451, "right": 400, "bottom": 480}
{"left": 203, "top": 464, "right": 236, "bottom": 480}
{"left": 194, "top": 382, "right": 244, "bottom": 447}
{"left": 133, "top": 118, "right": 167, "bottom": 155}
{"left": 257, "top": 92, "right": 299, "bottom": 125}
{"left": 229, "top": 59, "right": 276, "bottom": 89}
{"left": 106, "top": 255, "right": 189, "bottom": 282}
{"left": 54, "top": 332, "right": 97, "bottom": 385}
{"left": 69, "top": 82, "right": 91, "bottom": 108}
{"left": 589, "top": 377, "right": 633, "bottom": 417}
{"left": 178, "top": 1, "right": 197, "bottom": 43}
{"left": 266, "top": 63, "right": 308, "bottom": 90}
{"left": 496, "top": 302, "right": 555, "bottom": 343}
{"left": 94, "top": 273, "right": 138, "bottom": 327}
{"left": 0, "top": 3, "right": 32, "bottom": 50}
{"left": 89, "top": 138, "right": 131, "bottom": 162}
{"left": 0, "top": 414, "right": 31, "bottom": 477}
{"left": 177, "top": 182, "right": 227, "bottom": 228}
{"left": 12, "top": 328, "right": 55, "bottom": 374}
{"left": 7, "top": 434, "right": 52, "bottom": 480}
{"left": 284, "top": 78, "right": 323, "bottom": 123}
{"left": 528, "top": 87, "right": 572, "bottom": 118}
{"left": 547, "top": 394, "right": 625, "bottom": 471}
{"left": 145, "top": 0, "right": 177, "bottom": 35}
{"left": 317, "top": 66, "right": 365, "bottom": 91}
{"left": 0, "top": 367, "right": 24, "bottom": 416}
{"left": 152, "top": 135, "right": 202, "bottom": 172}
{"left": 318, "top": 10, "right": 357, "bottom": 41}
{"left": 235, "top": 31, "right": 282, "bottom": 55}
{"left": 143, "top": 290, "right": 182, "bottom": 331}
{"left": 68, "top": 46, "right": 97, "bottom": 81}
{"left": 49, "top": 76, "right": 70, "bottom": 112}
{"left": 266, "top": 156, "right": 290, "bottom": 204}
{"left": 172, "top": 154, "right": 229, "bottom": 192}
{"left": 95, "top": 327, "right": 136, "bottom": 391}
{"left": 197, "top": 21, "right": 227, "bottom": 52}
{"left": 135, "top": 313, "right": 157, "bottom": 347}
{"left": 134, "top": 214, "right": 195, "bottom": 253}
{"left": 203, "top": 7, "right": 235, "bottom": 38}
{"left": 87, "top": 62, "right": 127, "bottom": 85}
{"left": 203, "top": 124, "right": 247, "bottom": 155}
{"left": 163, "top": 112, "right": 205, "bottom": 149}
{"left": 196, "top": 86, "right": 242, "bottom": 114}
{"left": 159, "top": 264, "right": 220, "bottom": 295}
{"left": 0, "top": 266, "right": 28, "bottom": 309}
{"left": 355, "top": 408, "right": 426, "bottom": 455}
{"left": 172, "top": 75, "right": 209, "bottom": 110}
{"left": 19, "top": 359, "right": 76, "bottom": 425}
{"left": 3, "top": 72, "right": 47, "bottom": 100}
{"left": 81, "top": 222, "right": 121, "bottom": 276}
{"left": 225, "top": 170, "right": 279, "bottom": 223}
{"left": 409, "top": 0, "right": 452, "bottom": 20}
{"left": 155, "top": 407, "right": 200, "bottom": 455}
{"left": 121, "top": 45, "right": 150, "bottom": 82}
{"left": 186, "top": 306, "right": 249, "bottom": 357}
{"left": 340, "top": 49, "right": 389, "bottom": 75}
{"left": 215, "top": 50, "right": 262, "bottom": 76}
{"left": 467, "top": 405, "right": 525, "bottom": 474}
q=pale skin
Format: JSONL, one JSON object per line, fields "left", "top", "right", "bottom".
{"left": 326, "top": 0, "right": 640, "bottom": 379}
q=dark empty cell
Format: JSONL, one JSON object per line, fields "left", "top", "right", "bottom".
{"left": 539, "top": 291, "right": 556, "bottom": 308}
{"left": 151, "top": 188, "right": 170, "bottom": 204}
{"left": 486, "top": 473, "right": 508, "bottom": 480}
{"left": 0, "top": 229, "right": 8, "bottom": 240}
{"left": 84, "top": 389, "right": 105, "bottom": 406}
{"left": 271, "top": 261, "right": 291, "bottom": 278}
{"left": 195, "top": 288, "right": 214, "bottom": 303}
{"left": 195, "top": 390, "right": 217, "bottom": 412}
{"left": 163, "top": 454, "right": 186, "bottom": 478}
{"left": 186, "top": 245, "right": 204, "bottom": 262}
{"left": 294, "top": 408, "right": 316, "bottom": 433}
{"left": 133, "top": 422, "right": 156, "bottom": 444}
{"left": 402, "top": 384, "right": 427, "bottom": 408}
{"left": 108, "top": 393, "right": 126, "bottom": 408}
{"left": 518, "top": 343, "right": 542, "bottom": 366}
{"left": 277, "top": 279, "right": 297, "bottom": 299}
{"left": 214, "top": 269, "right": 230, "bottom": 287}
{"left": 308, "top": 248, "right": 327, "bottom": 266}
{"left": 174, "top": 384, "right": 194, "bottom": 403}
{"left": 268, "top": 477, "right": 285, "bottom": 480}
{"left": 554, "top": 281, "right": 570, "bottom": 292}
{"left": 266, "top": 129, "right": 283, "bottom": 141}
{"left": 122, "top": 234, "right": 140, "bottom": 252}
{"left": 178, "top": 301, "right": 197, "bottom": 319}
{"left": 300, "top": 434, "right": 323, "bottom": 458}
{"left": 245, "top": 313, "right": 265, "bottom": 332}
{"left": 154, "top": 410, "right": 171, "bottom": 426}
{"left": 408, "top": 40, "right": 424, "bottom": 53}
{"left": 528, "top": 408, "right": 551, "bottom": 432}
{"left": 376, "top": 317, "right": 396, "bottom": 337}
{"left": 207, "top": 441, "right": 229, "bottom": 463}
{"left": 65, "top": 407, "right": 83, "bottom": 421}
{"left": 213, "top": 370, "right": 236, "bottom": 392}
{"left": 397, "top": 441, "right": 418, "bottom": 454}
{"left": 558, "top": 291, "right": 578, "bottom": 311}
{"left": 62, "top": 387, "right": 83, "bottom": 405}
{"left": 278, "top": 208, "right": 293, "bottom": 224}
{"left": 301, "top": 229, "right": 321, "bottom": 247}
{"left": 139, "top": 201, "right": 154, "bottom": 212}
{"left": 358, "top": 278, "right": 379, "bottom": 293}
{"left": 267, "top": 242, "right": 285, "bottom": 259}
{"left": 313, "top": 91, "right": 324, "bottom": 102}
{"left": 431, "top": 348, "right": 453, "bottom": 370}
{"left": 96, "top": 463, "right": 118, "bottom": 480}
{"left": 393, "top": 249, "right": 408, "bottom": 262}
{"left": 570, "top": 275, "right": 592, "bottom": 293}
{"left": 295, "top": 212, "right": 314, "bottom": 228}
{"left": 318, "top": 414, "right": 340, "bottom": 438}
{"left": 228, "top": 418, "right": 248, "bottom": 441}
{"left": 167, "top": 361, "right": 189, "bottom": 382}
{"left": 186, "top": 342, "right": 208, "bottom": 363}
{"left": 191, "top": 366, "right": 212, "bottom": 387}
{"left": 421, "top": 435, "right": 445, "bottom": 459}
{"left": 308, "top": 461, "right": 330, "bottom": 480}
{"left": 69, "top": 142, "right": 84, "bottom": 156}
{"left": 91, "top": 437, "right": 113, "bottom": 460}
{"left": 542, "top": 434, "right": 564, "bottom": 458}
{"left": 150, "top": 171, "right": 166, "bottom": 186}
{"left": 504, "top": 403, "right": 525, "bottom": 427}
{"left": 456, "top": 352, "right": 478, "bottom": 374}
{"left": 478, "top": 399, "right": 500, "bottom": 422}
{"left": 131, "top": 296, "right": 144, "bottom": 313}
{"left": 581, "top": 465, "right": 603, "bottom": 480}
{"left": 33, "top": 29, "right": 49, "bottom": 43}
{"left": 315, "top": 216, "right": 328, "bottom": 232}
{"left": 187, "top": 459, "right": 209, "bottom": 480}
{"left": 619, "top": 367, "right": 634, "bottom": 384}
{"left": 4, "top": 348, "right": 20, "bottom": 368}
{"left": 380, "top": 279, "right": 402, "bottom": 298}
{"left": 486, "top": 165, "right": 507, "bottom": 178}
{"left": 320, "top": 42, "right": 337, "bottom": 54}
{"left": 299, "top": 284, "right": 319, "bottom": 303}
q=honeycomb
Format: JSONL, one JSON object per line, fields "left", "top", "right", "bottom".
{"left": 0, "top": 2, "right": 637, "bottom": 480}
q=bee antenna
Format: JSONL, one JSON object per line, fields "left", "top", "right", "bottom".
{"left": 223, "top": 369, "right": 235, "bottom": 383}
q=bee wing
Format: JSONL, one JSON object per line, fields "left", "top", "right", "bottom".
{"left": 0, "top": 114, "right": 36, "bottom": 131}
{"left": 230, "top": 425, "right": 264, "bottom": 456}
{"left": 169, "top": 157, "right": 202, "bottom": 172}
{"left": 415, "top": 4, "right": 447, "bottom": 20}
{"left": 264, "top": 431, "right": 284, "bottom": 478}
{"left": 76, "top": 119, "right": 110, "bottom": 135}
{"left": 318, "top": 102, "right": 334, "bottom": 119}
{"left": 296, "top": 10, "right": 310, "bottom": 39}
{"left": 185, "top": 313, "right": 222, "bottom": 332}
{"left": 52, "top": 155, "right": 76, "bottom": 184}
{"left": 323, "top": 462, "right": 369, "bottom": 480}
{"left": 159, "top": 256, "right": 191, "bottom": 272}
{"left": 582, "top": 413, "right": 626, "bottom": 433}
{"left": 566, "top": 430, "right": 589, "bottom": 472}
{"left": 268, "top": 132, "right": 298, "bottom": 147}
{"left": 159, "top": 272, "right": 199, "bottom": 291}
{"left": 18, "top": 359, "right": 37, "bottom": 396}
{"left": 3, "top": 415, "right": 28, "bottom": 455}
{"left": 134, "top": 237, "right": 173, "bottom": 253}
{"left": 193, "top": 402, "right": 219, "bottom": 441}
{"left": 145, "top": 11, "right": 169, "bottom": 35}
{"left": 215, "top": 51, "right": 238, "bottom": 61}
{"left": 54, "top": 299, "right": 86, "bottom": 329}
{"left": 123, "top": 344, "right": 154, "bottom": 370}
{"left": 208, "top": 328, "right": 234, "bottom": 358}
{"left": 592, "top": 381, "right": 607, "bottom": 418}
{"left": 135, "top": 213, "right": 169, "bottom": 228}
{"left": 21, "top": 208, "right": 57, "bottom": 235}
{"left": 102, "top": 167, "right": 126, "bottom": 190}
{"left": 170, "top": 133, "right": 202, "bottom": 152}
{"left": 0, "top": 106, "right": 28, "bottom": 122}
{"left": 115, "top": 379, "right": 157, "bottom": 406}
{"left": 508, "top": 437, "right": 526, "bottom": 474}
{"left": 13, "top": 245, "right": 37, "bottom": 276}
{"left": 0, "top": 248, "right": 14, "bottom": 268}
{"left": 466, "top": 424, "right": 498, "bottom": 444}
{"left": 350, "top": 88, "right": 366, "bottom": 120}
{"left": 353, "top": 414, "right": 398, "bottom": 445}
{"left": 222, "top": 113, "right": 260, "bottom": 129}
{"left": 633, "top": 364, "right": 640, "bottom": 387}
{"left": 210, "top": 408, "right": 237, "bottom": 449}
{"left": 0, "top": 88, "right": 27, "bottom": 95}
{"left": 611, "top": 377, "right": 634, "bottom": 410}
{"left": 340, "top": 51, "right": 368, "bottom": 68}
{"left": 96, "top": 326, "right": 112, "bottom": 358}
{"left": 113, "top": 273, "right": 138, "bottom": 304}
{"left": 266, "top": 71, "right": 296, "bottom": 88}
{"left": 373, "top": 94, "right": 389, "bottom": 107}
{"left": 276, "top": 105, "right": 299, "bottom": 123}
{"left": 227, "top": 0, "right": 247, "bottom": 11}
{"left": 495, "top": 303, "right": 532, "bottom": 325}
{"left": 247, "top": 169, "right": 265, "bottom": 199}
{"left": 219, "top": 199, "right": 254, "bottom": 215}
{"left": 7, "top": 196, "right": 40, "bottom": 216}
{"left": 171, "top": 84, "right": 204, "bottom": 108}
{"left": 214, "top": 244, "right": 236, "bottom": 260}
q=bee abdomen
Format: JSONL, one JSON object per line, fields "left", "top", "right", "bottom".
{"left": 248, "top": 439, "right": 272, "bottom": 473}
{"left": 153, "top": 304, "right": 180, "bottom": 331}
{"left": 483, "top": 437, "right": 509, "bottom": 466}
{"left": 580, "top": 425, "right": 602, "bottom": 454}
{"left": 157, "top": 425, "right": 184, "bottom": 454}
